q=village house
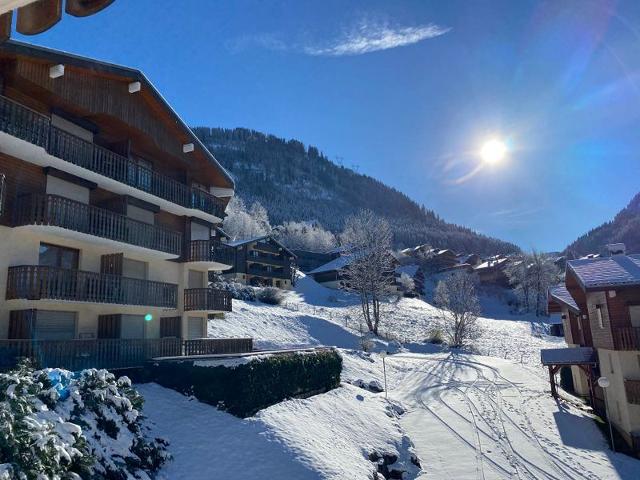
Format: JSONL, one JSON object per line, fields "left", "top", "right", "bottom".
{"left": 220, "top": 234, "right": 296, "bottom": 289}
{"left": 545, "top": 245, "right": 640, "bottom": 454}
{"left": 0, "top": 41, "right": 252, "bottom": 370}
{"left": 473, "top": 255, "right": 510, "bottom": 286}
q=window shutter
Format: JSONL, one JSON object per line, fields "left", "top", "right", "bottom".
{"left": 100, "top": 253, "right": 123, "bottom": 275}
{"left": 160, "top": 317, "right": 181, "bottom": 338}
{"left": 8, "top": 309, "right": 37, "bottom": 339}
{"left": 98, "top": 314, "right": 121, "bottom": 339}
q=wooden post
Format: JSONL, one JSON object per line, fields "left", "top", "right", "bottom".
{"left": 549, "top": 365, "right": 558, "bottom": 398}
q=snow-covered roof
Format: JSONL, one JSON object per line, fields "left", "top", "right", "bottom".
{"left": 567, "top": 254, "right": 640, "bottom": 290}
{"left": 308, "top": 255, "right": 355, "bottom": 275}
{"left": 474, "top": 257, "right": 508, "bottom": 270}
{"left": 548, "top": 285, "right": 579, "bottom": 313}
{"left": 540, "top": 347, "right": 596, "bottom": 366}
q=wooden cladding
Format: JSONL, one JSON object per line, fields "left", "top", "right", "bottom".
{"left": 182, "top": 338, "right": 253, "bottom": 356}
{"left": 0, "top": 94, "right": 226, "bottom": 218}
{"left": 612, "top": 327, "right": 640, "bottom": 350}
{"left": 625, "top": 379, "right": 640, "bottom": 405}
{"left": 6, "top": 265, "right": 178, "bottom": 308}
{"left": 97, "top": 314, "right": 120, "bottom": 339}
{"left": 186, "top": 239, "right": 235, "bottom": 265}
{"left": 184, "top": 288, "right": 232, "bottom": 312}
{"left": 14, "top": 193, "right": 183, "bottom": 255}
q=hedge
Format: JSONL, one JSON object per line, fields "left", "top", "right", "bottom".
{"left": 145, "top": 349, "right": 342, "bottom": 417}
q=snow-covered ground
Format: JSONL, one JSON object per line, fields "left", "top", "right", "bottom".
{"left": 137, "top": 274, "right": 640, "bottom": 479}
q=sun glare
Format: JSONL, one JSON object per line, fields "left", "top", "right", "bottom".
{"left": 480, "top": 139, "right": 507, "bottom": 165}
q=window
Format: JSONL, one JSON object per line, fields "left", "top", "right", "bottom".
{"left": 39, "top": 243, "right": 79, "bottom": 269}
{"left": 120, "top": 315, "right": 145, "bottom": 339}
{"left": 34, "top": 311, "right": 76, "bottom": 340}
{"left": 129, "top": 156, "right": 153, "bottom": 192}
{"left": 122, "top": 258, "right": 148, "bottom": 280}
{"left": 187, "top": 317, "right": 204, "bottom": 339}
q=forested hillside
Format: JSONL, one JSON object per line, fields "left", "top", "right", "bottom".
{"left": 194, "top": 127, "right": 519, "bottom": 254}
{"left": 565, "top": 192, "right": 640, "bottom": 257}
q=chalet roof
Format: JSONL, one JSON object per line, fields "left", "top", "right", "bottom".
{"left": 540, "top": 347, "right": 597, "bottom": 366}
{"left": 548, "top": 285, "right": 580, "bottom": 313}
{"left": 308, "top": 255, "right": 355, "bottom": 275}
{"left": 225, "top": 235, "right": 296, "bottom": 257}
{"left": 474, "top": 257, "right": 509, "bottom": 271}
{"left": 567, "top": 254, "right": 640, "bottom": 290}
{"left": 0, "top": 40, "right": 234, "bottom": 188}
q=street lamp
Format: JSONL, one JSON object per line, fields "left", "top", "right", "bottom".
{"left": 380, "top": 351, "right": 388, "bottom": 400}
{"left": 597, "top": 376, "right": 615, "bottom": 452}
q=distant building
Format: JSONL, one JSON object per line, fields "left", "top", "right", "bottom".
{"left": 473, "top": 256, "right": 510, "bottom": 286}
{"left": 291, "top": 249, "right": 339, "bottom": 273}
{"left": 221, "top": 235, "right": 296, "bottom": 289}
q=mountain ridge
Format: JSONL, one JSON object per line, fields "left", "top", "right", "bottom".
{"left": 194, "top": 127, "right": 520, "bottom": 255}
{"left": 565, "top": 192, "right": 640, "bottom": 257}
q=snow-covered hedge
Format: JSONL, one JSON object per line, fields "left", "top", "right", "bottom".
{"left": 0, "top": 361, "right": 169, "bottom": 479}
{"left": 147, "top": 350, "right": 342, "bottom": 417}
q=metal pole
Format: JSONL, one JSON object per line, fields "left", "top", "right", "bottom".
{"left": 603, "top": 392, "right": 616, "bottom": 452}
{"left": 382, "top": 356, "right": 388, "bottom": 400}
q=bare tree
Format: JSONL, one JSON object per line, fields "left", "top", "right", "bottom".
{"left": 341, "top": 210, "right": 396, "bottom": 335}
{"left": 435, "top": 271, "right": 481, "bottom": 347}
{"left": 506, "top": 250, "right": 561, "bottom": 316}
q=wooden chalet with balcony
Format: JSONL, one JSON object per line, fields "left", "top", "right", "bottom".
{"left": 545, "top": 248, "right": 640, "bottom": 454}
{"left": 221, "top": 234, "right": 296, "bottom": 289}
{"left": 0, "top": 41, "right": 252, "bottom": 371}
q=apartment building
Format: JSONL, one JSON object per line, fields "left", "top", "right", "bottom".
{"left": 0, "top": 41, "right": 244, "bottom": 369}
{"left": 546, "top": 248, "right": 640, "bottom": 453}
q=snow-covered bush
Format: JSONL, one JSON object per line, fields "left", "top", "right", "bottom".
{"left": 0, "top": 361, "right": 169, "bottom": 479}
{"left": 212, "top": 280, "right": 257, "bottom": 302}
{"left": 256, "top": 287, "right": 285, "bottom": 305}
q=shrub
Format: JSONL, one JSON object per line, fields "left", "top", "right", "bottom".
{"left": 256, "top": 287, "right": 285, "bottom": 305}
{"left": 212, "top": 281, "right": 257, "bottom": 301}
{"left": 147, "top": 349, "right": 342, "bottom": 417}
{"left": 0, "top": 361, "right": 169, "bottom": 479}
{"left": 426, "top": 327, "right": 444, "bottom": 344}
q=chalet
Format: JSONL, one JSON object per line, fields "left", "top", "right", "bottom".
{"left": 457, "top": 253, "right": 481, "bottom": 267}
{"left": 0, "top": 41, "right": 251, "bottom": 371}
{"left": 545, "top": 248, "right": 640, "bottom": 454}
{"left": 291, "top": 248, "right": 339, "bottom": 273}
{"left": 221, "top": 235, "right": 296, "bottom": 289}
{"left": 473, "top": 256, "right": 510, "bottom": 286}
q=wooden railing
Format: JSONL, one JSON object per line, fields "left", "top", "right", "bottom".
{"left": 0, "top": 95, "right": 226, "bottom": 218}
{"left": 247, "top": 252, "right": 289, "bottom": 267}
{"left": 0, "top": 337, "right": 253, "bottom": 371}
{"left": 186, "top": 240, "right": 235, "bottom": 266}
{"left": 14, "top": 193, "right": 183, "bottom": 255}
{"left": 184, "top": 288, "right": 232, "bottom": 311}
{"left": 247, "top": 264, "right": 290, "bottom": 279}
{"left": 625, "top": 379, "right": 640, "bottom": 405}
{"left": 613, "top": 327, "right": 640, "bottom": 350}
{"left": 183, "top": 338, "right": 253, "bottom": 356}
{"left": 6, "top": 265, "right": 178, "bottom": 308}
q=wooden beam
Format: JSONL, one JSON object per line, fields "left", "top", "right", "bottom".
{"left": 549, "top": 366, "right": 558, "bottom": 398}
{"left": 65, "top": 0, "right": 113, "bottom": 17}
{"left": 0, "top": 11, "right": 12, "bottom": 42}
{"left": 16, "top": 0, "right": 61, "bottom": 35}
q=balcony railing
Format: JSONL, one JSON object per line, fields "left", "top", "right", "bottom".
{"left": 186, "top": 240, "right": 235, "bottom": 266}
{"left": 247, "top": 265, "right": 290, "bottom": 279}
{"left": 6, "top": 265, "right": 178, "bottom": 308}
{"left": 0, "top": 95, "right": 226, "bottom": 218}
{"left": 0, "top": 337, "right": 253, "bottom": 371}
{"left": 184, "top": 288, "right": 232, "bottom": 312}
{"left": 625, "top": 379, "right": 640, "bottom": 405}
{"left": 0, "top": 173, "right": 5, "bottom": 216}
{"left": 14, "top": 193, "right": 183, "bottom": 255}
{"left": 247, "top": 252, "right": 289, "bottom": 267}
{"left": 613, "top": 327, "right": 640, "bottom": 350}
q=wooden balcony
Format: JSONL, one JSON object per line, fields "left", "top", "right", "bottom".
{"left": 625, "top": 379, "right": 640, "bottom": 405}
{"left": 247, "top": 264, "right": 290, "bottom": 280}
{"left": 612, "top": 327, "right": 640, "bottom": 350}
{"left": 184, "top": 288, "right": 232, "bottom": 312}
{"left": 247, "top": 253, "right": 289, "bottom": 267}
{"left": 186, "top": 240, "right": 235, "bottom": 266}
{"left": 14, "top": 193, "right": 182, "bottom": 256}
{"left": 0, "top": 337, "right": 253, "bottom": 371}
{"left": 0, "top": 95, "right": 226, "bottom": 218}
{"left": 6, "top": 265, "right": 178, "bottom": 308}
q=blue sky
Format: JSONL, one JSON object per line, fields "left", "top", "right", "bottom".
{"left": 14, "top": 0, "right": 640, "bottom": 252}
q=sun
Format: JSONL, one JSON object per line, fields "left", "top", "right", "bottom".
{"left": 480, "top": 139, "right": 507, "bottom": 165}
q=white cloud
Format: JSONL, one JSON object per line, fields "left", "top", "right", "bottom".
{"left": 227, "top": 21, "right": 450, "bottom": 57}
{"left": 304, "top": 22, "right": 451, "bottom": 56}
